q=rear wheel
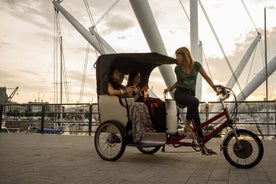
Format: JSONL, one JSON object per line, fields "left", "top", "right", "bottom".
{"left": 137, "top": 146, "right": 161, "bottom": 154}
{"left": 94, "top": 121, "right": 126, "bottom": 161}
{"left": 222, "top": 129, "right": 263, "bottom": 168}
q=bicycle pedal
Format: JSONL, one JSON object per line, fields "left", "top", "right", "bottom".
{"left": 161, "top": 145, "right": 165, "bottom": 152}
{"left": 173, "top": 144, "right": 181, "bottom": 148}
{"left": 192, "top": 139, "right": 199, "bottom": 146}
{"left": 192, "top": 140, "right": 203, "bottom": 152}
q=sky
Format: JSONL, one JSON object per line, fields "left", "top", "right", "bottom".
{"left": 0, "top": 0, "right": 275, "bottom": 104}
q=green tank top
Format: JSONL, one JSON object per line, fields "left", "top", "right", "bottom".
{"left": 174, "top": 61, "right": 202, "bottom": 91}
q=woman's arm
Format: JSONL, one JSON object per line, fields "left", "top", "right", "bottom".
{"left": 107, "top": 83, "right": 125, "bottom": 96}
{"left": 199, "top": 67, "right": 219, "bottom": 93}
{"left": 108, "top": 83, "right": 136, "bottom": 96}
{"left": 163, "top": 75, "right": 179, "bottom": 94}
{"left": 163, "top": 82, "right": 178, "bottom": 94}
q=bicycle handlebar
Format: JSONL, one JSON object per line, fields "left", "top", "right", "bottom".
{"left": 213, "top": 85, "right": 238, "bottom": 117}
{"left": 213, "top": 85, "right": 231, "bottom": 100}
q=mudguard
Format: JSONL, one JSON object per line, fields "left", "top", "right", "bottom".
{"left": 220, "top": 127, "right": 248, "bottom": 151}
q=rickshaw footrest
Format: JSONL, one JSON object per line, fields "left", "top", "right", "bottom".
{"left": 137, "top": 132, "right": 166, "bottom": 146}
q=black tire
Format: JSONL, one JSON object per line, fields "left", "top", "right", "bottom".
{"left": 137, "top": 146, "right": 161, "bottom": 154}
{"left": 222, "top": 129, "right": 264, "bottom": 168}
{"left": 94, "top": 121, "right": 126, "bottom": 161}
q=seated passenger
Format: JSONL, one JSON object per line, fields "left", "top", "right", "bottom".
{"left": 108, "top": 68, "right": 156, "bottom": 143}
{"left": 107, "top": 68, "right": 134, "bottom": 96}
{"left": 126, "top": 71, "right": 148, "bottom": 102}
{"left": 127, "top": 71, "right": 166, "bottom": 132}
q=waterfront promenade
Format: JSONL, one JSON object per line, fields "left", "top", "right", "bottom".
{"left": 0, "top": 133, "right": 275, "bottom": 184}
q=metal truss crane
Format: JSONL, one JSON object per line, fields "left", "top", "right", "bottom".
{"left": 6, "top": 87, "right": 19, "bottom": 103}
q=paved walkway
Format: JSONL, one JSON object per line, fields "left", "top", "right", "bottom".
{"left": 0, "top": 133, "right": 275, "bottom": 184}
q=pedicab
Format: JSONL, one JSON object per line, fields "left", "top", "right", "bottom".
{"left": 94, "top": 52, "right": 263, "bottom": 168}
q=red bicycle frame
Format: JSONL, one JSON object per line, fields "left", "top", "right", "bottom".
{"left": 166, "top": 107, "right": 233, "bottom": 146}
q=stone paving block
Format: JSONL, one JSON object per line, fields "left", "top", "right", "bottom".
{"left": 0, "top": 134, "right": 275, "bottom": 184}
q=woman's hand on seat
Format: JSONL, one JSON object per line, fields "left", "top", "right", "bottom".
{"left": 163, "top": 88, "right": 170, "bottom": 94}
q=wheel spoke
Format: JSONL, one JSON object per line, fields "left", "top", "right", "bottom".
{"left": 223, "top": 129, "right": 263, "bottom": 168}
{"left": 94, "top": 121, "right": 126, "bottom": 161}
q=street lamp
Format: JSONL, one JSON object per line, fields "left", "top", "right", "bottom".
{"left": 264, "top": 5, "right": 275, "bottom": 101}
{"left": 264, "top": 6, "right": 275, "bottom": 136}
{"left": 264, "top": 7, "right": 268, "bottom": 102}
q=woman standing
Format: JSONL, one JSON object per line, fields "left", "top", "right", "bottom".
{"left": 164, "top": 47, "right": 219, "bottom": 155}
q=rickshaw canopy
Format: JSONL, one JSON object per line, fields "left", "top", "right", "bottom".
{"left": 95, "top": 52, "right": 177, "bottom": 95}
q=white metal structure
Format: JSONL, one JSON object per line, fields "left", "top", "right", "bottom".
{"left": 227, "top": 33, "right": 262, "bottom": 89}
{"left": 129, "top": 0, "right": 176, "bottom": 88}
{"left": 190, "top": 0, "right": 203, "bottom": 100}
{"left": 53, "top": 1, "right": 109, "bottom": 54}
{"left": 52, "top": 0, "right": 275, "bottom": 102}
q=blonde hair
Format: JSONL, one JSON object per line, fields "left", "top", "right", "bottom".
{"left": 175, "top": 47, "right": 194, "bottom": 74}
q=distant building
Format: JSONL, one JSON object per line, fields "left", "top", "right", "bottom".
{"left": 27, "top": 102, "right": 50, "bottom": 113}
{"left": 0, "top": 87, "right": 8, "bottom": 103}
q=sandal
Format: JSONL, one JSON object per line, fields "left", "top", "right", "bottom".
{"left": 168, "top": 133, "right": 181, "bottom": 141}
{"left": 146, "top": 128, "right": 156, "bottom": 133}
{"left": 184, "top": 123, "right": 196, "bottom": 139}
{"left": 202, "top": 147, "right": 217, "bottom": 155}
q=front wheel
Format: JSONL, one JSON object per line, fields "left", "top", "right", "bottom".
{"left": 94, "top": 121, "right": 126, "bottom": 161}
{"left": 137, "top": 146, "right": 161, "bottom": 154}
{"left": 222, "top": 129, "right": 264, "bottom": 168}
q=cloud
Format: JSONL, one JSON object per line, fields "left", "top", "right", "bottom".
{"left": 1, "top": 0, "right": 53, "bottom": 30}
{"left": 34, "top": 31, "right": 54, "bottom": 42}
{"left": 205, "top": 26, "right": 276, "bottom": 100}
{"left": 101, "top": 13, "right": 135, "bottom": 35}
{"left": 0, "top": 41, "right": 11, "bottom": 48}
{"left": 0, "top": 70, "right": 17, "bottom": 82}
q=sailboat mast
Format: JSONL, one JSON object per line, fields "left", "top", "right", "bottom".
{"left": 53, "top": 0, "right": 109, "bottom": 54}
{"left": 60, "top": 36, "right": 63, "bottom": 120}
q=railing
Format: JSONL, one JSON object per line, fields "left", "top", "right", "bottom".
{"left": 0, "top": 103, "right": 99, "bottom": 136}
{"left": 0, "top": 100, "right": 275, "bottom": 137}
{"left": 197, "top": 100, "right": 276, "bottom": 137}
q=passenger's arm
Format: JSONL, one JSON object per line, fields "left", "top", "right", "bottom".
{"left": 107, "top": 83, "right": 125, "bottom": 96}
{"left": 133, "top": 86, "right": 147, "bottom": 101}
{"left": 108, "top": 83, "right": 135, "bottom": 96}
